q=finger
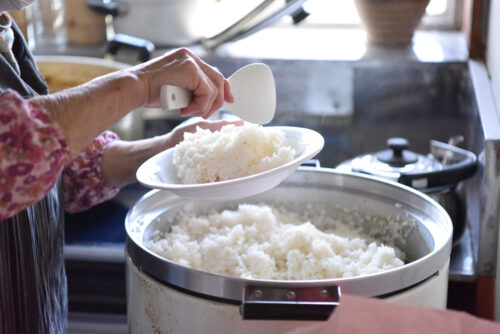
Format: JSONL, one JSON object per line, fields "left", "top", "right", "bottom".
{"left": 179, "top": 71, "right": 216, "bottom": 117}
{"left": 148, "top": 51, "right": 213, "bottom": 112}
{"left": 147, "top": 49, "right": 222, "bottom": 116}
{"left": 203, "top": 78, "right": 219, "bottom": 118}
{"left": 213, "top": 120, "right": 244, "bottom": 129}
{"left": 196, "top": 73, "right": 223, "bottom": 119}
{"left": 195, "top": 78, "right": 218, "bottom": 119}
{"left": 133, "top": 48, "right": 223, "bottom": 108}
{"left": 206, "top": 67, "right": 225, "bottom": 114}
{"left": 195, "top": 120, "right": 245, "bottom": 132}
{"left": 184, "top": 51, "right": 227, "bottom": 112}
{"left": 190, "top": 62, "right": 225, "bottom": 115}
{"left": 224, "top": 80, "right": 234, "bottom": 103}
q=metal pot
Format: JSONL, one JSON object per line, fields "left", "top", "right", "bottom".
{"left": 126, "top": 168, "right": 452, "bottom": 332}
{"left": 336, "top": 137, "right": 477, "bottom": 242}
{"left": 86, "top": 0, "right": 309, "bottom": 49}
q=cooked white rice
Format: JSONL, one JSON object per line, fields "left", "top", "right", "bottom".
{"left": 146, "top": 204, "right": 405, "bottom": 280}
{"left": 172, "top": 123, "right": 296, "bottom": 184}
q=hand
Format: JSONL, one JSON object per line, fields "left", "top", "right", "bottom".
{"left": 101, "top": 119, "right": 243, "bottom": 188}
{"left": 34, "top": 48, "right": 234, "bottom": 158}
{"left": 131, "top": 48, "right": 234, "bottom": 119}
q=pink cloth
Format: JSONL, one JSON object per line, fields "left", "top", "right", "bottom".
{"left": 288, "top": 295, "right": 500, "bottom": 334}
{"left": 0, "top": 89, "right": 120, "bottom": 219}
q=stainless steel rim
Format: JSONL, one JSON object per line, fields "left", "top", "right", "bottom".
{"left": 126, "top": 168, "right": 452, "bottom": 301}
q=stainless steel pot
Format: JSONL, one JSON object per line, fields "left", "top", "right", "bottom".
{"left": 126, "top": 167, "right": 452, "bottom": 326}
{"left": 337, "top": 137, "right": 477, "bottom": 242}
{"left": 87, "top": 0, "right": 309, "bottom": 48}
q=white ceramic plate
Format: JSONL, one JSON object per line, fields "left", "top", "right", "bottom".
{"left": 136, "top": 126, "right": 324, "bottom": 200}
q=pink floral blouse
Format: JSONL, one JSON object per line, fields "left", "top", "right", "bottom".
{"left": 0, "top": 89, "right": 120, "bottom": 219}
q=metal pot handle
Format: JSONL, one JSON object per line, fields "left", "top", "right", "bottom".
{"left": 240, "top": 285, "right": 340, "bottom": 321}
{"left": 106, "top": 34, "right": 155, "bottom": 63}
{"left": 202, "top": 0, "right": 309, "bottom": 50}
{"left": 398, "top": 140, "right": 478, "bottom": 189}
{"left": 301, "top": 159, "right": 321, "bottom": 168}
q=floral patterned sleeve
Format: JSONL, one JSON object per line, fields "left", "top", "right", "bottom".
{"left": 0, "top": 89, "right": 120, "bottom": 219}
{"left": 63, "top": 131, "right": 120, "bottom": 213}
{"left": 0, "top": 89, "right": 70, "bottom": 219}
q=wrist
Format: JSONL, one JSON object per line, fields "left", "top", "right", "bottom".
{"left": 121, "top": 68, "right": 148, "bottom": 109}
{"left": 149, "top": 133, "right": 174, "bottom": 157}
{"left": 101, "top": 140, "right": 132, "bottom": 188}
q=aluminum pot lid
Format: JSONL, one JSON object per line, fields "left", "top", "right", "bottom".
{"left": 344, "top": 138, "right": 442, "bottom": 182}
{"left": 339, "top": 137, "right": 478, "bottom": 190}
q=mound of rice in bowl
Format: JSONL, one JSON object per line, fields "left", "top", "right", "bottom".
{"left": 172, "top": 123, "right": 296, "bottom": 184}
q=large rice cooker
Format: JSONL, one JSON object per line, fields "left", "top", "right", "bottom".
{"left": 126, "top": 168, "right": 452, "bottom": 333}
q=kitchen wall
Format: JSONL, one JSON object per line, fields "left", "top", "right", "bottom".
{"left": 487, "top": 0, "right": 500, "bottom": 112}
{"left": 487, "top": 0, "right": 500, "bottom": 322}
{"left": 486, "top": 0, "right": 500, "bottom": 322}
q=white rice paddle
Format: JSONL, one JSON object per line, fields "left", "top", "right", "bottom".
{"left": 161, "top": 63, "right": 276, "bottom": 124}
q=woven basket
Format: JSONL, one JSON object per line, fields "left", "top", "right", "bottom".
{"left": 354, "top": 0, "right": 431, "bottom": 45}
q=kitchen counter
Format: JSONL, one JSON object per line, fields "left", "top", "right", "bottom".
{"left": 33, "top": 28, "right": 468, "bottom": 64}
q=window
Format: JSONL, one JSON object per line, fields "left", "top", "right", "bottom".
{"left": 292, "top": 0, "right": 462, "bottom": 29}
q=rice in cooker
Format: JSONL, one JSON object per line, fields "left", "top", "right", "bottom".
{"left": 146, "top": 204, "right": 405, "bottom": 280}
{"left": 172, "top": 123, "right": 296, "bottom": 184}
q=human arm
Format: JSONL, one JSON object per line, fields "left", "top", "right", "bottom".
{"left": 0, "top": 89, "right": 121, "bottom": 216}
{"left": 0, "top": 47, "right": 234, "bottom": 217}
{"left": 288, "top": 294, "right": 500, "bottom": 334}
{"left": 62, "top": 119, "right": 242, "bottom": 213}
{"left": 63, "top": 131, "right": 120, "bottom": 213}
{"left": 32, "top": 48, "right": 233, "bottom": 158}
{"left": 0, "top": 90, "right": 240, "bottom": 217}
{"left": 100, "top": 119, "right": 244, "bottom": 188}
{"left": 0, "top": 89, "right": 70, "bottom": 219}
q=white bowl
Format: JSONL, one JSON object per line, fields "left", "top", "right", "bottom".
{"left": 136, "top": 126, "right": 324, "bottom": 200}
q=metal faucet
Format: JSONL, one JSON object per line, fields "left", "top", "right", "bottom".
{"left": 202, "top": 0, "right": 309, "bottom": 50}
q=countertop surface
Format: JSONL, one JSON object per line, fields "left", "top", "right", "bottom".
{"left": 33, "top": 28, "right": 468, "bottom": 64}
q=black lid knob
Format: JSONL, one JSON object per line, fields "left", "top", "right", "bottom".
{"left": 376, "top": 137, "right": 418, "bottom": 167}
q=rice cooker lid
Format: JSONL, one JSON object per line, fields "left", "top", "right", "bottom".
{"left": 125, "top": 168, "right": 453, "bottom": 303}
{"left": 347, "top": 137, "right": 440, "bottom": 182}
{"left": 340, "top": 137, "right": 477, "bottom": 190}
